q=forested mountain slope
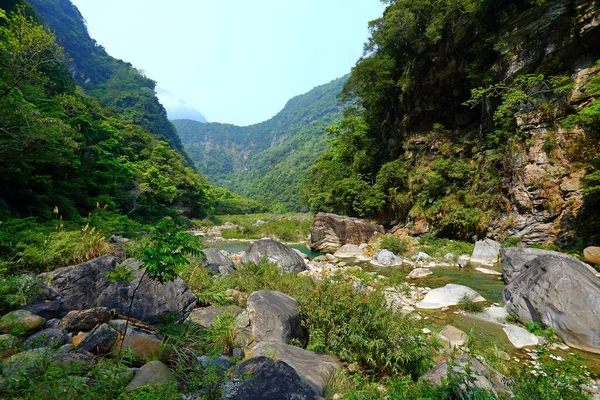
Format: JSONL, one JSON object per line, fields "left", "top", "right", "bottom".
{"left": 304, "top": 0, "right": 600, "bottom": 246}
{"left": 176, "top": 75, "right": 347, "bottom": 211}
{"left": 26, "top": 0, "right": 190, "bottom": 160}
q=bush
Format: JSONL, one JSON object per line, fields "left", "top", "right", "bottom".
{"left": 299, "top": 281, "right": 432, "bottom": 376}
{"left": 380, "top": 235, "right": 414, "bottom": 255}
{"left": 457, "top": 293, "right": 485, "bottom": 313}
{"left": 0, "top": 270, "right": 41, "bottom": 314}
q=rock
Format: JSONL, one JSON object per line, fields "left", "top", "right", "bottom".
{"left": 197, "top": 355, "right": 232, "bottom": 374}
{"left": 112, "top": 333, "right": 162, "bottom": 362}
{"left": 40, "top": 255, "right": 198, "bottom": 325}
{"left": 187, "top": 306, "right": 243, "bottom": 327}
{"left": 44, "top": 318, "right": 61, "bottom": 329}
{"left": 72, "top": 332, "right": 87, "bottom": 347}
{"left": 444, "top": 253, "right": 456, "bottom": 260}
{"left": 110, "top": 235, "right": 129, "bottom": 244}
{"left": 407, "top": 268, "right": 433, "bottom": 279}
{"left": 25, "top": 301, "right": 67, "bottom": 320}
{"left": 247, "top": 290, "right": 306, "bottom": 345}
{"left": 457, "top": 254, "right": 470, "bottom": 268}
{"left": 241, "top": 239, "right": 307, "bottom": 273}
{"left": 503, "top": 254, "right": 600, "bottom": 353}
{"left": 416, "top": 252, "right": 431, "bottom": 262}
{"left": 77, "top": 323, "right": 118, "bottom": 355}
{"left": 503, "top": 325, "right": 539, "bottom": 348}
{"left": 0, "top": 310, "right": 45, "bottom": 335}
{"left": 126, "top": 360, "right": 175, "bottom": 391}
{"left": 252, "top": 342, "right": 342, "bottom": 396}
{"left": 308, "top": 212, "right": 384, "bottom": 253}
{"left": 371, "top": 250, "right": 403, "bottom": 267}
{"left": 584, "top": 246, "right": 600, "bottom": 265}
{"left": 232, "top": 348, "right": 245, "bottom": 358}
{"left": 470, "top": 239, "right": 501, "bottom": 267}
{"left": 421, "top": 356, "right": 508, "bottom": 397}
{"left": 23, "top": 328, "right": 69, "bottom": 349}
{"left": 416, "top": 284, "right": 486, "bottom": 309}
{"left": 481, "top": 306, "right": 509, "bottom": 324}
{"left": 0, "top": 334, "right": 20, "bottom": 359}
{"left": 222, "top": 356, "right": 318, "bottom": 400}
{"left": 58, "top": 307, "right": 111, "bottom": 331}
{"left": 333, "top": 244, "right": 365, "bottom": 259}
{"left": 500, "top": 247, "right": 595, "bottom": 283}
{"left": 202, "top": 248, "right": 236, "bottom": 274}
{"left": 325, "top": 253, "right": 338, "bottom": 263}
{"left": 474, "top": 267, "right": 502, "bottom": 276}
{"left": 3, "top": 348, "right": 95, "bottom": 378}
{"left": 438, "top": 325, "right": 468, "bottom": 349}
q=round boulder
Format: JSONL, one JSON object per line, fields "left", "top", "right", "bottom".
{"left": 241, "top": 239, "right": 306, "bottom": 273}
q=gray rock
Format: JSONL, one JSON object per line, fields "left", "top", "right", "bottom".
{"left": 40, "top": 255, "right": 198, "bottom": 324}
{"left": 416, "top": 252, "right": 431, "bottom": 262}
{"left": 232, "top": 348, "right": 245, "bottom": 358}
{"left": 247, "top": 290, "right": 306, "bottom": 345}
{"left": 202, "top": 248, "right": 236, "bottom": 273}
{"left": 241, "top": 239, "right": 307, "bottom": 273}
{"left": 438, "top": 325, "right": 467, "bottom": 349}
{"left": 77, "top": 323, "right": 118, "bottom": 355}
{"left": 333, "top": 244, "right": 365, "bottom": 259}
{"left": 198, "top": 355, "right": 232, "bottom": 374}
{"left": 470, "top": 239, "right": 501, "bottom": 267}
{"left": 25, "top": 301, "right": 67, "bottom": 320}
{"left": 44, "top": 318, "right": 61, "bottom": 329}
{"left": 24, "top": 328, "right": 68, "bottom": 349}
{"left": 371, "top": 250, "right": 403, "bottom": 267}
{"left": 308, "top": 212, "right": 384, "bottom": 253}
{"left": 503, "top": 325, "right": 538, "bottom": 348}
{"left": 110, "top": 235, "right": 129, "bottom": 244}
{"left": 58, "top": 307, "right": 111, "bottom": 331}
{"left": 457, "top": 254, "right": 470, "bottom": 268}
{"left": 222, "top": 356, "right": 317, "bottom": 400}
{"left": 407, "top": 268, "right": 433, "bottom": 279}
{"left": 416, "top": 284, "right": 486, "bottom": 309}
{"left": 421, "top": 356, "right": 508, "bottom": 397}
{"left": 0, "top": 310, "right": 46, "bottom": 335}
{"left": 252, "top": 342, "right": 341, "bottom": 396}
{"left": 500, "top": 247, "right": 596, "bottom": 283}
{"left": 187, "top": 306, "right": 243, "bottom": 327}
{"left": 3, "top": 348, "right": 94, "bottom": 378}
{"left": 126, "top": 360, "right": 175, "bottom": 391}
{"left": 503, "top": 254, "right": 600, "bottom": 353}
{"left": 218, "top": 265, "right": 236, "bottom": 275}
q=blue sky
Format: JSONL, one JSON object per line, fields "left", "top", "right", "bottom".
{"left": 70, "top": 0, "right": 385, "bottom": 126}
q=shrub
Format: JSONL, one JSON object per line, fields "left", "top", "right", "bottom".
{"left": 457, "top": 293, "right": 485, "bottom": 313}
{"left": 380, "top": 235, "right": 414, "bottom": 255}
{"left": 0, "top": 270, "right": 41, "bottom": 314}
{"left": 299, "top": 281, "right": 432, "bottom": 376}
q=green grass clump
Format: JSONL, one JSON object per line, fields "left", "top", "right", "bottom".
{"left": 457, "top": 293, "right": 485, "bottom": 313}
{"left": 418, "top": 234, "right": 475, "bottom": 259}
{"left": 203, "top": 213, "right": 312, "bottom": 242}
{"left": 380, "top": 235, "right": 415, "bottom": 255}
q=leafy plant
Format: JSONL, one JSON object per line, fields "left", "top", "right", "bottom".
{"left": 457, "top": 293, "right": 485, "bottom": 313}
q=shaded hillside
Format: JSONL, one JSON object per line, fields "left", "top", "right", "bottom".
{"left": 27, "top": 0, "right": 190, "bottom": 160}
{"left": 176, "top": 75, "right": 347, "bottom": 210}
{"left": 304, "top": 0, "right": 600, "bottom": 246}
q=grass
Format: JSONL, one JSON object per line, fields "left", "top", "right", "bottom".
{"left": 457, "top": 293, "right": 485, "bottom": 313}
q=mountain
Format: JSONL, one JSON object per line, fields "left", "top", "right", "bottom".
{"left": 303, "top": 0, "right": 600, "bottom": 246}
{"left": 176, "top": 75, "right": 348, "bottom": 211}
{"left": 26, "top": 0, "right": 191, "bottom": 161}
{"left": 156, "top": 88, "right": 208, "bottom": 123}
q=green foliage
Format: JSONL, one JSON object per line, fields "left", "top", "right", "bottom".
{"left": 457, "top": 293, "right": 485, "bottom": 313}
{"left": 417, "top": 234, "right": 475, "bottom": 259}
{"left": 203, "top": 311, "right": 239, "bottom": 356}
{"left": 299, "top": 281, "right": 432, "bottom": 376}
{"left": 211, "top": 213, "right": 312, "bottom": 243}
{"left": 0, "top": 269, "right": 40, "bottom": 314}
{"left": 380, "top": 235, "right": 413, "bottom": 255}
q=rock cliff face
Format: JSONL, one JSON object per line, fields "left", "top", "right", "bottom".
{"left": 308, "top": 213, "right": 384, "bottom": 253}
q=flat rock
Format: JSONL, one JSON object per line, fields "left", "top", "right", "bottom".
{"left": 416, "top": 284, "right": 486, "bottom": 309}
{"left": 247, "top": 290, "right": 306, "bottom": 345}
{"left": 334, "top": 244, "right": 365, "bottom": 259}
{"left": 241, "top": 239, "right": 307, "bottom": 273}
{"left": 126, "top": 360, "right": 175, "bottom": 391}
{"left": 0, "top": 310, "right": 45, "bottom": 335}
{"left": 470, "top": 239, "right": 500, "bottom": 267}
{"left": 371, "top": 249, "right": 403, "bottom": 267}
{"left": 503, "top": 325, "right": 539, "bottom": 348}
{"left": 308, "top": 212, "right": 383, "bottom": 253}
{"left": 438, "top": 325, "right": 467, "bottom": 349}
{"left": 222, "top": 356, "right": 317, "bottom": 400}
{"left": 475, "top": 267, "right": 502, "bottom": 276}
{"left": 407, "top": 268, "right": 433, "bottom": 279}
{"left": 252, "top": 342, "right": 342, "bottom": 395}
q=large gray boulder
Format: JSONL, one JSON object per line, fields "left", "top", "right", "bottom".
{"left": 308, "top": 212, "right": 384, "bottom": 253}
{"left": 246, "top": 290, "right": 306, "bottom": 345}
{"left": 500, "top": 247, "right": 596, "bottom": 283}
{"left": 252, "top": 342, "right": 341, "bottom": 396}
{"left": 40, "top": 256, "right": 198, "bottom": 325}
{"left": 416, "top": 284, "right": 486, "bottom": 309}
{"left": 77, "top": 323, "right": 118, "bottom": 355}
{"left": 503, "top": 254, "right": 600, "bottom": 353}
{"left": 202, "top": 248, "right": 236, "bottom": 274}
{"left": 222, "top": 356, "right": 317, "bottom": 400}
{"left": 469, "top": 239, "right": 501, "bottom": 267}
{"left": 371, "top": 249, "right": 403, "bottom": 267}
{"left": 126, "top": 360, "right": 175, "bottom": 391}
{"left": 241, "top": 239, "right": 306, "bottom": 273}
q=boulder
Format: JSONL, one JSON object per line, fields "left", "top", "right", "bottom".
{"left": 58, "top": 307, "right": 111, "bottom": 331}
{"left": 126, "top": 360, "right": 175, "bottom": 391}
{"left": 438, "top": 325, "right": 467, "bottom": 349}
{"left": 584, "top": 246, "right": 600, "bottom": 265}
{"left": 416, "top": 284, "right": 486, "bottom": 309}
{"left": 222, "top": 356, "right": 317, "bottom": 400}
{"left": 25, "top": 301, "right": 67, "bottom": 320}
{"left": 502, "top": 325, "right": 538, "bottom": 348}
{"left": 202, "top": 248, "right": 236, "bottom": 274}
{"left": 500, "top": 247, "right": 595, "bottom": 283}
{"left": 457, "top": 254, "right": 470, "bottom": 268}
{"left": 421, "top": 356, "right": 508, "bottom": 397}
{"left": 24, "top": 328, "right": 69, "bottom": 349}
{"left": 40, "top": 256, "right": 198, "bottom": 325}
{"left": 416, "top": 252, "right": 431, "bottom": 262}
{"left": 469, "top": 239, "right": 501, "bottom": 267}
{"left": 187, "top": 306, "right": 243, "bottom": 327}
{"left": 333, "top": 244, "right": 365, "bottom": 259}
{"left": 77, "top": 323, "right": 118, "bottom": 355}
{"left": 474, "top": 267, "right": 502, "bottom": 276}
{"left": 308, "top": 212, "right": 383, "bottom": 253}
{"left": 0, "top": 310, "right": 45, "bottom": 335}
{"left": 111, "top": 333, "right": 162, "bottom": 362}
{"left": 241, "top": 239, "right": 307, "bottom": 273}
{"left": 407, "top": 268, "right": 433, "bottom": 279}
{"left": 371, "top": 250, "right": 403, "bottom": 267}
{"left": 503, "top": 254, "right": 600, "bottom": 353}
{"left": 247, "top": 290, "right": 306, "bottom": 345}
{"left": 252, "top": 342, "right": 342, "bottom": 395}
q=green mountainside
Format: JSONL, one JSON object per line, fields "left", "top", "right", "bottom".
{"left": 26, "top": 0, "right": 190, "bottom": 161}
{"left": 304, "top": 0, "right": 600, "bottom": 246}
{"left": 176, "top": 75, "right": 347, "bottom": 211}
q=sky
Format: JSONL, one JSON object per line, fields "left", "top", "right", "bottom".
{"left": 70, "top": 0, "right": 385, "bottom": 126}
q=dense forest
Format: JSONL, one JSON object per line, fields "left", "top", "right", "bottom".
{"left": 176, "top": 76, "right": 347, "bottom": 211}
{"left": 303, "top": 0, "right": 600, "bottom": 245}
